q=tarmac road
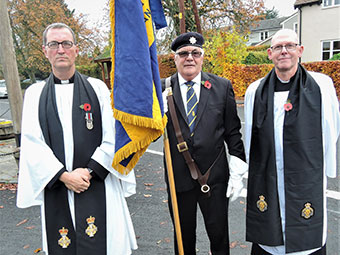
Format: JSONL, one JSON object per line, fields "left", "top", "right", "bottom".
{"left": 0, "top": 103, "right": 339, "bottom": 254}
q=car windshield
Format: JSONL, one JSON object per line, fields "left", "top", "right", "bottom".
{"left": 0, "top": 81, "right": 6, "bottom": 87}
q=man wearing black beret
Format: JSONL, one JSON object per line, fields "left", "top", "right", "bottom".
{"left": 162, "top": 32, "right": 247, "bottom": 255}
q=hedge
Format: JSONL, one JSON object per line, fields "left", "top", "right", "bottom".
{"left": 158, "top": 54, "right": 340, "bottom": 98}
{"left": 243, "top": 51, "right": 272, "bottom": 65}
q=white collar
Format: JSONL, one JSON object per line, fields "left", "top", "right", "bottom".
{"left": 178, "top": 72, "right": 201, "bottom": 86}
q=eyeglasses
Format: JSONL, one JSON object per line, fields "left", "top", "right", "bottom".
{"left": 271, "top": 43, "right": 298, "bottom": 53}
{"left": 46, "top": 40, "right": 74, "bottom": 49}
{"left": 176, "top": 50, "right": 203, "bottom": 58}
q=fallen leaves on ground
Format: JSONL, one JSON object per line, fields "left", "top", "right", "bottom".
{"left": 156, "top": 187, "right": 166, "bottom": 191}
{"left": 0, "top": 205, "right": 3, "bottom": 209}
{"left": 144, "top": 183, "right": 154, "bottom": 186}
{"left": 23, "top": 244, "right": 30, "bottom": 249}
{"left": 230, "top": 241, "right": 238, "bottom": 248}
{"left": 16, "top": 218, "right": 28, "bottom": 226}
{"left": 34, "top": 248, "right": 42, "bottom": 253}
{"left": 25, "top": 225, "right": 36, "bottom": 230}
{"left": 143, "top": 194, "right": 152, "bottom": 198}
{"left": 0, "top": 183, "right": 17, "bottom": 190}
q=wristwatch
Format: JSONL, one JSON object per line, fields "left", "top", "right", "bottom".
{"left": 87, "top": 168, "right": 93, "bottom": 174}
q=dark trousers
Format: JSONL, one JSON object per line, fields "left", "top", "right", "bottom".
{"left": 168, "top": 182, "right": 229, "bottom": 255}
{"left": 251, "top": 243, "right": 326, "bottom": 255}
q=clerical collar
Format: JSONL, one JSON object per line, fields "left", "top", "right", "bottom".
{"left": 274, "top": 72, "right": 297, "bottom": 92}
{"left": 53, "top": 74, "right": 75, "bottom": 84}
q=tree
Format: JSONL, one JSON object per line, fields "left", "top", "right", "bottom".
{"left": 7, "top": 0, "right": 103, "bottom": 81}
{"left": 259, "top": 7, "right": 279, "bottom": 20}
{"left": 158, "top": 0, "right": 265, "bottom": 53}
{"left": 203, "top": 27, "right": 248, "bottom": 75}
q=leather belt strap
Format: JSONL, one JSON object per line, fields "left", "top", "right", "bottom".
{"left": 165, "top": 77, "right": 224, "bottom": 194}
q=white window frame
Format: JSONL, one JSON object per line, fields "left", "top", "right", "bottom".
{"left": 260, "top": 31, "right": 269, "bottom": 41}
{"left": 321, "top": 40, "right": 340, "bottom": 60}
{"left": 323, "top": 0, "right": 340, "bottom": 7}
{"left": 293, "top": 22, "right": 298, "bottom": 34}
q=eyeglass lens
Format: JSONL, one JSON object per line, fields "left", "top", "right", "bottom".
{"left": 47, "top": 41, "right": 73, "bottom": 49}
{"left": 272, "top": 44, "right": 298, "bottom": 52}
{"left": 177, "top": 51, "right": 202, "bottom": 58}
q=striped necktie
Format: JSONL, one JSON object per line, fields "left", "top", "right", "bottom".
{"left": 185, "top": 81, "right": 198, "bottom": 135}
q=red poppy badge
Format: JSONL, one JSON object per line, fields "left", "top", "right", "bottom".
{"left": 201, "top": 80, "right": 211, "bottom": 89}
{"left": 284, "top": 99, "right": 293, "bottom": 111}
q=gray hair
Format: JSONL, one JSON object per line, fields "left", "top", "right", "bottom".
{"left": 43, "top": 23, "right": 77, "bottom": 46}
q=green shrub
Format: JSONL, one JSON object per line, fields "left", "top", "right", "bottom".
{"left": 76, "top": 63, "right": 102, "bottom": 80}
{"left": 329, "top": 53, "right": 340, "bottom": 61}
{"left": 243, "top": 51, "right": 272, "bottom": 65}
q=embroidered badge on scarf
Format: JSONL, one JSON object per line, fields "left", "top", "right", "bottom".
{"left": 301, "top": 202, "right": 314, "bottom": 219}
{"left": 85, "top": 216, "right": 98, "bottom": 237}
{"left": 58, "top": 227, "right": 71, "bottom": 248}
{"left": 256, "top": 195, "right": 268, "bottom": 212}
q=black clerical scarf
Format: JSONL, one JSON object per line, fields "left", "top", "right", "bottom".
{"left": 39, "top": 72, "right": 107, "bottom": 254}
{"left": 246, "top": 64, "right": 323, "bottom": 253}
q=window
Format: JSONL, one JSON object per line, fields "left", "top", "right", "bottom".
{"left": 322, "top": 40, "right": 340, "bottom": 60}
{"left": 323, "top": 0, "right": 340, "bottom": 6}
{"left": 294, "top": 23, "right": 298, "bottom": 34}
{"left": 260, "top": 31, "right": 268, "bottom": 41}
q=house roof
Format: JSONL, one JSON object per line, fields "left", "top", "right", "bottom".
{"left": 294, "top": 0, "right": 322, "bottom": 8}
{"left": 251, "top": 17, "right": 288, "bottom": 32}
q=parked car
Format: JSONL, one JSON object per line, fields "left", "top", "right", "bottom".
{"left": 0, "top": 80, "right": 8, "bottom": 98}
{"left": 22, "top": 78, "right": 43, "bottom": 84}
{"left": 21, "top": 78, "right": 43, "bottom": 89}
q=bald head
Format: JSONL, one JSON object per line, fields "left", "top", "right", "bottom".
{"left": 267, "top": 28, "right": 304, "bottom": 81}
{"left": 271, "top": 29, "right": 298, "bottom": 47}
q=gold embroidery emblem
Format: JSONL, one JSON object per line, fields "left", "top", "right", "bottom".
{"left": 301, "top": 202, "right": 314, "bottom": 219}
{"left": 256, "top": 195, "right": 268, "bottom": 212}
{"left": 58, "top": 227, "right": 71, "bottom": 248}
{"left": 85, "top": 216, "right": 98, "bottom": 237}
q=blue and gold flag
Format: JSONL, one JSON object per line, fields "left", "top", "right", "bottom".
{"left": 110, "top": 0, "right": 167, "bottom": 174}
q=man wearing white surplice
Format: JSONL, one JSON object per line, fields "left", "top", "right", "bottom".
{"left": 17, "top": 23, "right": 137, "bottom": 255}
{"left": 244, "top": 29, "right": 340, "bottom": 255}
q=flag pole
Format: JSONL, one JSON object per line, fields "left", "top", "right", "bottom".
{"left": 163, "top": 128, "right": 184, "bottom": 255}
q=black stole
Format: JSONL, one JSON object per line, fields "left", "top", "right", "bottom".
{"left": 39, "top": 72, "right": 107, "bottom": 254}
{"left": 246, "top": 65, "right": 323, "bottom": 253}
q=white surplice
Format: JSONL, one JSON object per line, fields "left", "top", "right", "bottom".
{"left": 244, "top": 71, "right": 340, "bottom": 255}
{"left": 17, "top": 77, "right": 138, "bottom": 254}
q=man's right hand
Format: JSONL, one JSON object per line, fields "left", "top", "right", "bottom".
{"left": 59, "top": 168, "right": 91, "bottom": 193}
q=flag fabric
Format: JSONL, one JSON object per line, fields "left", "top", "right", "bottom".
{"left": 110, "top": 0, "right": 167, "bottom": 175}
{"left": 149, "top": 0, "right": 167, "bottom": 29}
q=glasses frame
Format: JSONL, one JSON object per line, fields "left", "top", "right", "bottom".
{"left": 176, "top": 50, "right": 203, "bottom": 59}
{"left": 46, "top": 40, "right": 74, "bottom": 50}
{"left": 270, "top": 43, "right": 299, "bottom": 53}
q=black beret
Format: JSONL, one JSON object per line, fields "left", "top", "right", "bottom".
{"left": 171, "top": 32, "right": 204, "bottom": 52}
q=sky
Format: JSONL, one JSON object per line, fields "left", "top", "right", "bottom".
{"left": 64, "top": 0, "right": 109, "bottom": 29}
{"left": 64, "top": 0, "right": 298, "bottom": 27}
{"left": 264, "top": 0, "right": 297, "bottom": 17}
